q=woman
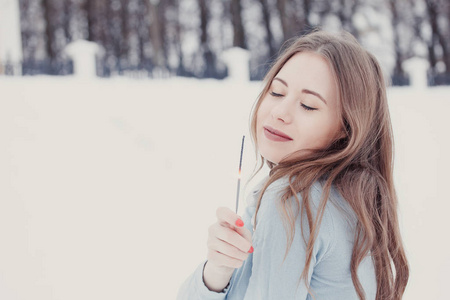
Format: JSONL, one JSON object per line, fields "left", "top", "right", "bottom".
{"left": 177, "top": 30, "right": 409, "bottom": 300}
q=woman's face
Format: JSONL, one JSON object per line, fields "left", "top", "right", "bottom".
{"left": 256, "top": 51, "right": 343, "bottom": 164}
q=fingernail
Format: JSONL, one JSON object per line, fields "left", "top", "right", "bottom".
{"left": 248, "top": 246, "right": 254, "bottom": 253}
{"left": 235, "top": 219, "right": 244, "bottom": 227}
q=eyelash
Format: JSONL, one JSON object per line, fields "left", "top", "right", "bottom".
{"left": 301, "top": 104, "right": 317, "bottom": 111}
{"left": 270, "top": 91, "right": 283, "bottom": 97}
{"left": 269, "top": 91, "right": 317, "bottom": 111}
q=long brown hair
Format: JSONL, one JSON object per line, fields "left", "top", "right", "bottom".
{"left": 248, "top": 30, "right": 409, "bottom": 299}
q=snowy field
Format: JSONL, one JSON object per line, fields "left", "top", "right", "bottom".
{"left": 1, "top": 76, "right": 449, "bottom": 299}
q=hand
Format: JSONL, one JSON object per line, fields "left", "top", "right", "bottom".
{"left": 203, "top": 207, "right": 253, "bottom": 292}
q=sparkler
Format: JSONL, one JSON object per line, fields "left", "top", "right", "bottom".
{"left": 235, "top": 135, "right": 245, "bottom": 214}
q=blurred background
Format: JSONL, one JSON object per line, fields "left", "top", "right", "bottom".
{"left": 1, "top": 0, "right": 449, "bottom": 84}
{"left": 1, "top": 0, "right": 450, "bottom": 299}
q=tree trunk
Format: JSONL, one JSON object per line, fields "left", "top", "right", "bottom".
{"left": 136, "top": 0, "right": 149, "bottom": 68}
{"left": 198, "top": 0, "right": 216, "bottom": 76}
{"left": 97, "top": 0, "right": 110, "bottom": 56}
{"left": 259, "top": 0, "right": 276, "bottom": 58}
{"left": 276, "top": 0, "right": 289, "bottom": 42}
{"left": 147, "top": 1, "right": 165, "bottom": 69}
{"left": 336, "top": 0, "right": 359, "bottom": 39}
{"left": 425, "top": 0, "right": 439, "bottom": 74}
{"left": 230, "top": 0, "right": 246, "bottom": 49}
{"left": 63, "top": 0, "right": 72, "bottom": 44}
{"left": 435, "top": 0, "right": 450, "bottom": 74}
{"left": 83, "top": 0, "right": 96, "bottom": 41}
{"left": 120, "top": 0, "right": 129, "bottom": 60}
{"left": 291, "top": 0, "right": 307, "bottom": 37}
{"left": 171, "top": 0, "right": 186, "bottom": 75}
{"left": 389, "top": 0, "right": 405, "bottom": 78}
{"left": 42, "top": 0, "right": 55, "bottom": 61}
{"left": 302, "top": 0, "right": 311, "bottom": 28}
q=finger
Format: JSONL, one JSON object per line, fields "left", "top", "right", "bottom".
{"left": 215, "top": 208, "right": 252, "bottom": 244}
{"left": 209, "top": 223, "right": 254, "bottom": 253}
{"left": 207, "top": 238, "right": 249, "bottom": 261}
{"left": 216, "top": 207, "right": 244, "bottom": 228}
{"left": 207, "top": 249, "right": 245, "bottom": 269}
{"left": 214, "top": 225, "right": 253, "bottom": 253}
{"left": 234, "top": 226, "right": 253, "bottom": 244}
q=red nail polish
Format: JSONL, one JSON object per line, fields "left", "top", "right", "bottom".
{"left": 248, "top": 246, "right": 254, "bottom": 253}
{"left": 235, "top": 219, "right": 244, "bottom": 227}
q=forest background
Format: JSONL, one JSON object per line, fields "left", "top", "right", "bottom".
{"left": 2, "top": 0, "right": 449, "bottom": 85}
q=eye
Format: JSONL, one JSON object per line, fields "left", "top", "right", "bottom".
{"left": 301, "top": 103, "right": 318, "bottom": 111}
{"left": 269, "top": 91, "right": 284, "bottom": 97}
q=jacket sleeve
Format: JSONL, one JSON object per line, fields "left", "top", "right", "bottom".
{"left": 176, "top": 260, "right": 230, "bottom": 300}
{"left": 242, "top": 186, "right": 334, "bottom": 300}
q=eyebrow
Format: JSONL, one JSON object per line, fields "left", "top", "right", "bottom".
{"left": 273, "top": 77, "right": 328, "bottom": 105}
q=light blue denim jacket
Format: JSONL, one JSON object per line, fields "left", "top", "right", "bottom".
{"left": 177, "top": 176, "right": 376, "bottom": 299}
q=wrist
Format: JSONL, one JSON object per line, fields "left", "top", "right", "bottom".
{"left": 202, "top": 261, "right": 234, "bottom": 292}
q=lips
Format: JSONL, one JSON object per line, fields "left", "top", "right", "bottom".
{"left": 264, "top": 126, "right": 293, "bottom": 140}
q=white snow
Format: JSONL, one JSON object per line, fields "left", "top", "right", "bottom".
{"left": 0, "top": 76, "right": 449, "bottom": 299}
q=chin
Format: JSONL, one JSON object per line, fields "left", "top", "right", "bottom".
{"left": 261, "top": 152, "right": 281, "bottom": 165}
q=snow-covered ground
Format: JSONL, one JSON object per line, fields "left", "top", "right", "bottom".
{"left": 0, "top": 76, "right": 449, "bottom": 299}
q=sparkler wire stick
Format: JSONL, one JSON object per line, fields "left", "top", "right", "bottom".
{"left": 235, "top": 135, "right": 245, "bottom": 214}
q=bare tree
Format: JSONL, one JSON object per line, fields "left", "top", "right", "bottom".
{"left": 198, "top": 0, "right": 217, "bottom": 76}
{"left": 230, "top": 0, "right": 246, "bottom": 48}
{"left": 120, "top": 0, "right": 130, "bottom": 61}
{"left": 41, "top": 0, "right": 56, "bottom": 61}
{"left": 19, "top": 0, "right": 33, "bottom": 61}
{"left": 335, "top": 0, "right": 360, "bottom": 39}
{"left": 389, "top": 0, "right": 407, "bottom": 81}
{"left": 423, "top": 0, "right": 450, "bottom": 82}
{"left": 62, "top": 0, "right": 72, "bottom": 44}
{"left": 134, "top": 0, "right": 151, "bottom": 69}
{"left": 147, "top": 0, "right": 166, "bottom": 70}
{"left": 82, "top": 0, "right": 96, "bottom": 41}
{"left": 276, "top": 0, "right": 312, "bottom": 43}
{"left": 446, "top": 0, "right": 450, "bottom": 74}
{"left": 276, "top": 0, "right": 296, "bottom": 42}
{"left": 425, "top": 0, "right": 439, "bottom": 73}
{"left": 302, "top": 0, "right": 312, "bottom": 28}
{"left": 259, "top": 0, "right": 276, "bottom": 58}
{"left": 164, "top": 0, "right": 186, "bottom": 75}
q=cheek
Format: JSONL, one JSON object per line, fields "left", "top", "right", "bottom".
{"left": 256, "top": 100, "right": 269, "bottom": 126}
{"left": 300, "top": 116, "right": 340, "bottom": 148}
{"left": 319, "top": 117, "right": 342, "bottom": 143}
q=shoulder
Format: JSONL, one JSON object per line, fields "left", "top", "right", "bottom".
{"left": 253, "top": 176, "right": 359, "bottom": 259}
{"left": 255, "top": 176, "right": 346, "bottom": 224}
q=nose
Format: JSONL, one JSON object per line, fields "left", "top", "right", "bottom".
{"left": 271, "top": 98, "right": 293, "bottom": 123}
